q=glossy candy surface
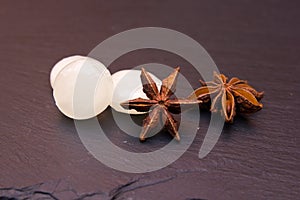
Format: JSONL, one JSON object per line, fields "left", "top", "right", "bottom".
{"left": 52, "top": 57, "right": 113, "bottom": 119}
{"left": 50, "top": 55, "right": 85, "bottom": 88}
{"left": 111, "top": 69, "right": 161, "bottom": 114}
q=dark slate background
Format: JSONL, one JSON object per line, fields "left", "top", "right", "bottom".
{"left": 0, "top": 0, "right": 299, "bottom": 199}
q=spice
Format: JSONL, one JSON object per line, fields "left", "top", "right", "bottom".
{"left": 121, "top": 67, "right": 201, "bottom": 141}
{"left": 189, "top": 72, "right": 264, "bottom": 123}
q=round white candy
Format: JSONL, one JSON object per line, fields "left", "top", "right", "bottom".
{"left": 111, "top": 70, "right": 161, "bottom": 114}
{"left": 50, "top": 55, "right": 85, "bottom": 88}
{"left": 53, "top": 57, "right": 113, "bottom": 120}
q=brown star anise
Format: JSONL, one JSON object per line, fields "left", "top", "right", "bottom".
{"left": 189, "top": 72, "right": 264, "bottom": 123}
{"left": 121, "top": 67, "right": 201, "bottom": 142}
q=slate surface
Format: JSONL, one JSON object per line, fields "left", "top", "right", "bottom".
{"left": 0, "top": 0, "right": 299, "bottom": 199}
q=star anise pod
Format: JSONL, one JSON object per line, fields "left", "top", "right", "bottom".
{"left": 189, "top": 72, "right": 264, "bottom": 123}
{"left": 121, "top": 67, "right": 201, "bottom": 142}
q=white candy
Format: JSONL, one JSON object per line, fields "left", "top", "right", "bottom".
{"left": 50, "top": 55, "right": 85, "bottom": 88}
{"left": 111, "top": 70, "right": 161, "bottom": 114}
{"left": 52, "top": 57, "right": 113, "bottom": 120}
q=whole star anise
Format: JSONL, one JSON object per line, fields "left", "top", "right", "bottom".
{"left": 121, "top": 67, "right": 201, "bottom": 142}
{"left": 189, "top": 72, "right": 264, "bottom": 123}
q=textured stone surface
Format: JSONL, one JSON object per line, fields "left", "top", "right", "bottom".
{"left": 0, "top": 0, "right": 299, "bottom": 199}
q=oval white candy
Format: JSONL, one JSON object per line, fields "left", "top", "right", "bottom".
{"left": 50, "top": 55, "right": 85, "bottom": 88}
{"left": 53, "top": 57, "right": 113, "bottom": 119}
{"left": 111, "top": 69, "right": 161, "bottom": 114}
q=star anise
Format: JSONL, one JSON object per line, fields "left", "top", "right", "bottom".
{"left": 189, "top": 72, "right": 264, "bottom": 123}
{"left": 121, "top": 67, "right": 201, "bottom": 142}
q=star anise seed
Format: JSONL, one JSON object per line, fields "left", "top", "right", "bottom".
{"left": 189, "top": 72, "right": 264, "bottom": 123}
{"left": 121, "top": 67, "right": 202, "bottom": 142}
